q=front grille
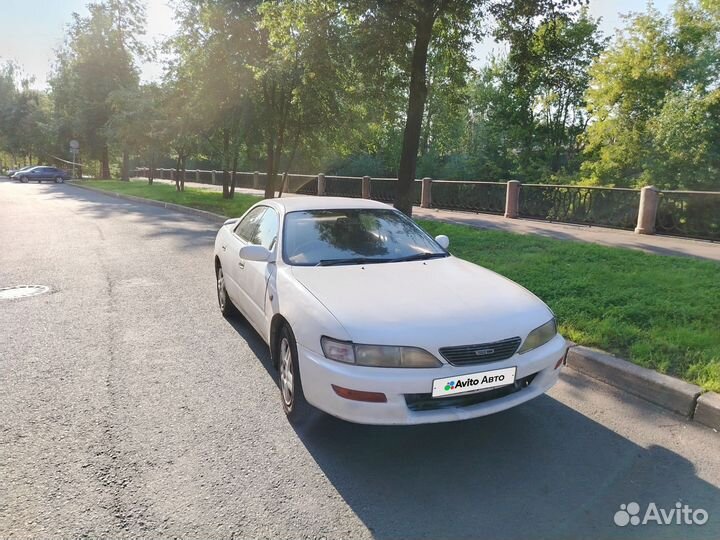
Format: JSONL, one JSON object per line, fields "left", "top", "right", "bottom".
{"left": 405, "top": 373, "right": 537, "bottom": 412}
{"left": 439, "top": 336, "right": 522, "bottom": 366}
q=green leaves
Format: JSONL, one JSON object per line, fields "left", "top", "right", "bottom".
{"left": 582, "top": 0, "right": 720, "bottom": 189}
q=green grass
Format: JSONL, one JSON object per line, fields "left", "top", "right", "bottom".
{"left": 81, "top": 179, "right": 720, "bottom": 391}
{"left": 420, "top": 221, "right": 720, "bottom": 392}
{"left": 82, "top": 180, "right": 259, "bottom": 217}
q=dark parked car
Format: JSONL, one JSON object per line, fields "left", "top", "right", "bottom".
{"left": 14, "top": 166, "right": 71, "bottom": 183}
{"left": 6, "top": 165, "right": 34, "bottom": 178}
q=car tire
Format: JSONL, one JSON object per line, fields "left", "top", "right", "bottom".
{"left": 55, "top": 176, "right": 64, "bottom": 183}
{"left": 278, "top": 323, "right": 313, "bottom": 424}
{"left": 20, "top": 176, "right": 28, "bottom": 183}
{"left": 215, "top": 264, "right": 236, "bottom": 317}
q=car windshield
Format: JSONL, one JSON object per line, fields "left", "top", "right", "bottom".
{"left": 282, "top": 208, "right": 447, "bottom": 266}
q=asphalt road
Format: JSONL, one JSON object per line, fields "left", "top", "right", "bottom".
{"left": 1, "top": 179, "right": 718, "bottom": 540}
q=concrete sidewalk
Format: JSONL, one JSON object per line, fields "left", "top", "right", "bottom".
{"left": 139, "top": 177, "right": 720, "bottom": 262}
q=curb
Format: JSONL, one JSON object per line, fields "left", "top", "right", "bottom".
{"left": 67, "top": 181, "right": 719, "bottom": 431}
{"left": 68, "top": 181, "right": 227, "bottom": 225}
{"left": 694, "top": 392, "right": 720, "bottom": 430}
{"left": 566, "top": 346, "right": 713, "bottom": 424}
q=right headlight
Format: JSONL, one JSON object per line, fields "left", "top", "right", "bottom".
{"left": 321, "top": 337, "right": 442, "bottom": 368}
{"left": 517, "top": 318, "right": 557, "bottom": 354}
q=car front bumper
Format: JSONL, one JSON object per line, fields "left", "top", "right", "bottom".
{"left": 298, "top": 334, "right": 568, "bottom": 425}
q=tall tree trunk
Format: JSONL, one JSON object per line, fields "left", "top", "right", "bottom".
{"left": 395, "top": 13, "right": 434, "bottom": 216}
{"left": 101, "top": 145, "right": 111, "bottom": 179}
{"left": 175, "top": 154, "right": 181, "bottom": 191}
{"left": 148, "top": 154, "right": 154, "bottom": 185}
{"left": 222, "top": 129, "right": 231, "bottom": 199}
{"left": 264, "top": 136, "right": 276, "bottom": 199}
{"left": 180, "top": 155, "right": 186, "bottom": 192}
{"left": 230, "top": 153, "right": 238, "bottom": 198}
{"left": 121, "top": 149, "right": 130, "bottom": 181}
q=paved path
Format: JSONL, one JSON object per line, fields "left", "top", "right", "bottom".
{"left": 1, "top": 178, "right": 718, "bottom": 539}
{"left": 139, "top": 177, "right": 720, "bottom": 262}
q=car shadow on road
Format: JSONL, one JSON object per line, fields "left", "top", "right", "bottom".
{"left": 286, "top": 381, "right": 719, "bottom": 540}
{"left": 218, "top": 309, "right": 720, "bottom": 540}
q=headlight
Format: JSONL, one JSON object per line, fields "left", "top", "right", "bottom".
{"left": 518, "top": 318, "right": 557, "bottom": 354}
{"left": 321, "top": 337, "right": 442, "bottom": 368}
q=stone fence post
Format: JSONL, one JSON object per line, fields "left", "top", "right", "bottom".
{"left": 211, "top": 170, "right": 216, "bottom": 185}
{"left": 504, "top": 180, "right": 520, "bottom": 218}
{"left": 253, "top": 171, "right": 260, "bottom": 190}
{"left": 635, "top": 186, "right": 660, "bottom": 235}
{"left": 421, "top": 177, "right": 432, "bottom": 208}
{"left": 362, "top": 176, "right": 371, "bottom": 199}
{"left": 318, "top": 173, "right": 326, "bottom": 196}
{"left": 195, "top": 169, "right": 200, "bottom": 182}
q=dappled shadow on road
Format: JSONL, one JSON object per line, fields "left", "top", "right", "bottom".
{"left": 36, "top": 182, "right": 225, "bottom": 251}
{"left": 286, "top": 377, "right": 719, "bottom": 540}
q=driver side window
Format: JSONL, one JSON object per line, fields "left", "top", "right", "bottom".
{"left": 234, "top": 207, "right": 266, "bottom": 242}
{"left": 252, "top": 208, "right": 279, "bottom": 250}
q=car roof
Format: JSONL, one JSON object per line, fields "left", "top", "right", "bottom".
{"left": 260, "top": 196, "right": 392, "bottom": 213}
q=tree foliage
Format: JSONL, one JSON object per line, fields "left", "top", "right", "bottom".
{"left": 3, "top": 0, "right": 719, "bottom": 196}
{"left": 582, "top": 0, "right": 720, "bottom": 188}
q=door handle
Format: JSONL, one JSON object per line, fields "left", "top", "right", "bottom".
{"left": 238, "top": 260, "right": 245, "bottom": 269}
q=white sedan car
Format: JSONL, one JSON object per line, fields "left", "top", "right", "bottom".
{"left": 214, "top": 197, "right": 568, "bottom": 425}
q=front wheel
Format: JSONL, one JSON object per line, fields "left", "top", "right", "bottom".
{"left": 216, "top": 264, "right": 235, "bottom": 317}
{"left": 278, "top": 324, "right": 313, "bottom": 423}
{"left": 20, "top": 176, "right": 28, "bottom": 183}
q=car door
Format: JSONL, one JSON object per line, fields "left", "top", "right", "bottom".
{"left": 222, "top": 206, "right": 267, "bottom": 316}
{"left": 240, "top": 207, "right": 280, "bottom": 334}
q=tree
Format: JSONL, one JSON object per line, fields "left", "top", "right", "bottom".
{"left": 465, "top": 9, "right": 604, "bottom": 182}
{"left": 106, "top": 84, "right": 165, "bottom": 182}
{"left": 0, "top": 62, "right": 52, "bottom": 166}
{"left": 349, "top": 0, "right": 586, "bottom": 215}
{"left": 581, "top": 0, "right": 720, "bottom": 188}
{"left": 50, "top": 0, "right": 145, "bottom": 178}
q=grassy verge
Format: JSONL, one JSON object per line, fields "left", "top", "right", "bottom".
{"left": 420, "top": 221, "right": 720, "bottom": 392}
{"left": 82, "top": 180, "right": 259, "bottom": 217}
{"left": 80, "top": 179, "right": 720, "bottom": 391}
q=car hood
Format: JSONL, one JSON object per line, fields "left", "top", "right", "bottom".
{"left": 290, "top": 256, "right": 553, "bottom": 349}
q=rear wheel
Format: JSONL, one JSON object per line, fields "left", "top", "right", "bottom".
{"left": 55, "top": 176, "right": 64, "bottom": 183}
{"left": 278, "top": 324, "right": 313, "bottom": 423}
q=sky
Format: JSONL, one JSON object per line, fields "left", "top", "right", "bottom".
{"left": 0, "top": 0, "right": 675, "bottom": 90}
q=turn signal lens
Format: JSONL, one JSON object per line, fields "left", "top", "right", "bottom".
{"left": 332, "top": 385, "right": 387, "bottom": 402}
{"left": 518, "top": 318, "right": 557, "bottom": 354}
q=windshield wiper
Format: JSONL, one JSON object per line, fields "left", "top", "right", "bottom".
{"left": 317, "top": 257, "right": 393, "bottom": 266}
{"left": 390, "top": 252, "right": 448, "bottom": 262}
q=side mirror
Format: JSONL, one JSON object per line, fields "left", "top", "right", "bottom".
{"left": 435, "top": 234, "right": 450, "bottom": 250}
{"left": 239, "top": 245, "right": 273, "bottom": 262}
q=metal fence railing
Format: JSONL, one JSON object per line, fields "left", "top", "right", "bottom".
{"left": 431, "top": 181, "right": 507, "bottom": 214}
{"left": 519, "top": 184, "right": 641, "bottom": 230}
{"left": 134, "top": 168, "right": 719, "bottom": 241}
{"left": 655, "top": 191, "right": 720, "bottom": 240}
